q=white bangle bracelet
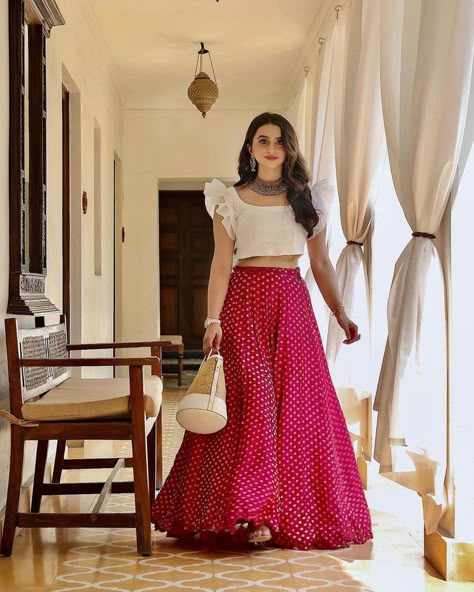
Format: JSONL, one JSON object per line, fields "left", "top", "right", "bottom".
{"left": 204, "top": 317, "right": 221, "bottom": 329}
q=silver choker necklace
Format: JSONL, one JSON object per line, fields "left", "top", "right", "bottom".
{"left": 247, "top": 176, "right": 289, "bottom": 196}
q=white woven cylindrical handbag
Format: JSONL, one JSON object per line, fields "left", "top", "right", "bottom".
{"left": 176, "top": 350, "right": 227, "bottom": 434}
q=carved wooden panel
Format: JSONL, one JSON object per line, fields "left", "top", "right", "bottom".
{"left": 8, "top": 272, "right": 58, "bottom": 315}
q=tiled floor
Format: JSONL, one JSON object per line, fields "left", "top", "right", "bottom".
{"left": 0, "top": 371, "right": 472, "bottom": 592}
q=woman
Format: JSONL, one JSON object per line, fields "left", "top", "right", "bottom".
{"left": 151, "top": 112, "right": 373, "bottom": 550}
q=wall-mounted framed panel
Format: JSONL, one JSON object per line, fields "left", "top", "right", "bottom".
{"left": 7, "top": 0, "right": 65, "bottom": 315}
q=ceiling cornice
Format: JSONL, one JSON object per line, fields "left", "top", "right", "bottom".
{"left": 123, "top": 107, "right": 285, "bottom": 113}
{"left": 74, "top": 0, "right": 334, "bottom": 113}
{"left": 76, "top": 0, "right": 125, "bottom": 110}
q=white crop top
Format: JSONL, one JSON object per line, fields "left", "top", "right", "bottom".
{"left": 204, "top": 177, "right": 335, "bottom": 259}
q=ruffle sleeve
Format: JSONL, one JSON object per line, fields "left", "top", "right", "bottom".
{"left": 204, "top": 178, "right": 236, "bottom": 241}
{"left": 308, "top": 177, "right": 336, "bottom": 240}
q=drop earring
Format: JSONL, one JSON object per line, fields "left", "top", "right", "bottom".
{"left": 250, "top": 154, "right": 257, "bottom": 172}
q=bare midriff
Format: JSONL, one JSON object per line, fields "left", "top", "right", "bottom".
{"left": 236, "top": 255, "right": 300, "bottom": 269}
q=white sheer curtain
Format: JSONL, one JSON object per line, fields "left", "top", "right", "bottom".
{"left": 328, "top": 0, "right": 384, "bottom": 381}
{"left": 373, "top": 0, "right": 474, "bottom": 532}
{"left": 301, "top": 28, "right": 338, "bottom": 344}
{"left": 324, "top": 0, "right": 385, "bottom": 461}
{"left": 309, "top": 29, "right": 337, "bottom": 184}
{"left": 295, "top": 77, "right": 308, "bottom": 158}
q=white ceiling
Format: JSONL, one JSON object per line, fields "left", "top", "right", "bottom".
{"left": 84, "top": 0, "right": 332, "bottom": 111}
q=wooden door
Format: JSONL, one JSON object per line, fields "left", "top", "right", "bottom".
{"left": 159, "top": 191, "right": 213, "bottom": 350}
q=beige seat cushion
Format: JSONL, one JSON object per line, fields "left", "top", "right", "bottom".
{"left": 21, "top": 376, "right": 163, "bottom": 421}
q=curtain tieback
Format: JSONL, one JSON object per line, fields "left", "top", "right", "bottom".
{"left": 347, "top": 240, "right": 364, "bottom": 246}
{"left": 412, "top": 232, "right": 436, "bottom": 239}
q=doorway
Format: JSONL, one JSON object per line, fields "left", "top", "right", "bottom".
{"left": 159, "top": 190, "right": 213, "bottom": 351}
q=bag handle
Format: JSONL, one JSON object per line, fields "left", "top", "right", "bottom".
{"left": 206, "top": 347, "right": 220, "bottom": 359}
{"left": 199, "top": 348, "right": 221, "bottom": 368}
{"left": 207, "top": 355, "right": 223, "bottom": 410}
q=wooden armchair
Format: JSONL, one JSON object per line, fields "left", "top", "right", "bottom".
{"left": 0, "top": 316, "right": 172, "bottom": 557}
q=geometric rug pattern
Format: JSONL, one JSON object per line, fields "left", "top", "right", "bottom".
{"left": 0, "top": 372, "right": 460, "bottom": 591}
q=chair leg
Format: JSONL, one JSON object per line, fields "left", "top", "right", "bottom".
{"left": 132, "top": 430, "right": 152, "bottom": 555}
{"left": 156, "top": 407, "right": 163, "bottom": 490}
{"left": 1, "top": 427, "right": 25, "bottom": 556}
{"left": 178, "top": 344, "right": 184, "bottom": 386}
{"left": 31, "top": 440, "right": 49, "bottom": 512}
{"left": 130, "top": 367, "right": 152, "bottom": 556}
{"left": 147, "top": 423, "right": 157, "bottom": 509}
{"left": 52, "top": 439, "right": 66, "bottom": 483}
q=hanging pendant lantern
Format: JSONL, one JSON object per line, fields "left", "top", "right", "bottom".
{"left": 187, "top": 42, "right": 219, "bottom": 118}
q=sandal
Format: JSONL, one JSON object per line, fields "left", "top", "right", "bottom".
{"left": 247, "top": 523, "right": 272, "bottom": 544}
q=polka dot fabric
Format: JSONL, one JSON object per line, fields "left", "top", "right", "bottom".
{"left": 151, "top": 266, "right": 373, "bottom": 550}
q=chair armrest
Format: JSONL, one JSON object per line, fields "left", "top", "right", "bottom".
{"left": 67, "top": 341, "right": 173, "bottom": 351}
{"left": 19, "top": 357, "right": 159, "bottom": 367}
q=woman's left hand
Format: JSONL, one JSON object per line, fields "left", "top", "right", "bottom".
{"left": 335, "top": 311, "right": 361, "bottom": 345}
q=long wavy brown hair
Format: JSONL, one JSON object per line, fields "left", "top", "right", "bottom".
{"left": 234, "top": 112, "right": 318, "bottom": 237}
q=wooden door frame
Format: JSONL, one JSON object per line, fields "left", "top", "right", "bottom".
{"left": 113, "top": 158, "right": 116, "bottom": 343}
{"left": 61, "top": 67, "right": 82, "bottom": 355}
{"left": 113, "top": 154, "right": 123, "bottom": 358}
{"left": 158, "top": 189, "right": 213, "bottom": 349}
{"left": 62, "top": 84, "right": 70, "bottom": 336}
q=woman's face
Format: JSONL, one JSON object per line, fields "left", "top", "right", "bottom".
{"left": 248, "top": 123, "right": 286, "bottom": 170}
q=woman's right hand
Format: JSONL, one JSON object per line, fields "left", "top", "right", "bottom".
{"left": 203, "top": 324, "right": 223, "bottom": 356}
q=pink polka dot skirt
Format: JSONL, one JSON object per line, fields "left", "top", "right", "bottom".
{"left": 151, "top": 266, "right": 373, "bottom": 550}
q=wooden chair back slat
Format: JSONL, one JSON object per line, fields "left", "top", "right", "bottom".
{"left": 16, "top": 323, "right": 70, "bottom": 402}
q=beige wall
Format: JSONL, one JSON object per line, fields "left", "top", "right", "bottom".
{"left": 0, "top": 0, "right": 123, "bottom": 511}
{"left": 120, "top": 109, "right": 282, "bottom": 344}
{"left": 47, "top": 0, "right": 123, "bottom": 352}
